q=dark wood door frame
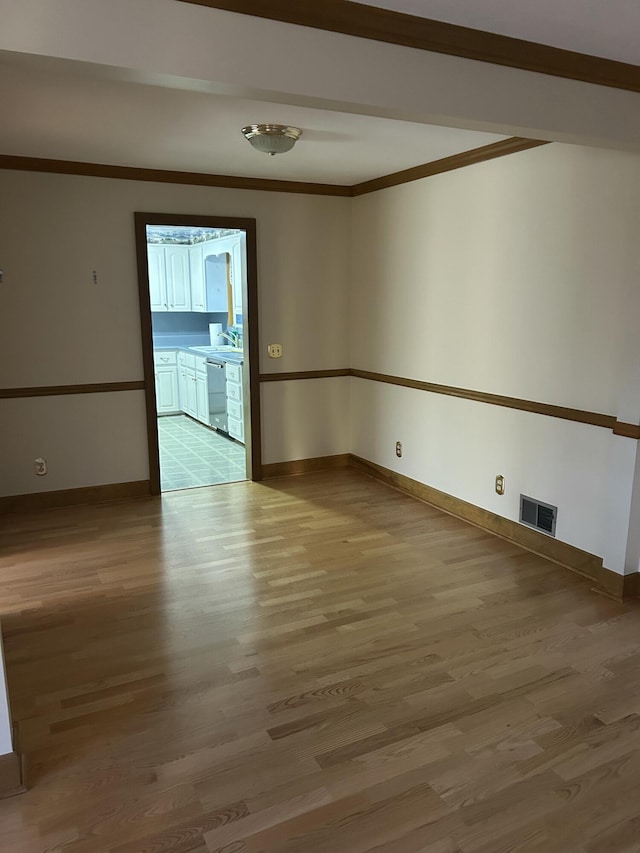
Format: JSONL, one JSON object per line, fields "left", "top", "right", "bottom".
{"left": 134, "top": 212, "right": 262, "bottom": 494}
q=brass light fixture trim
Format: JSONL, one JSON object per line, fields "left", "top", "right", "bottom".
{"left": 242, "top": 124, "right": 302, "bottom": 156}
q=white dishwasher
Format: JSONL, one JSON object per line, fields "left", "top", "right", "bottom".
{"left": 205, "top": 357, "right": 227, "bottom": 433}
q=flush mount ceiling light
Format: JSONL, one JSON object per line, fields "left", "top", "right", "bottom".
{"left": 241, "top": 124, "right": 302, "bottom": 156}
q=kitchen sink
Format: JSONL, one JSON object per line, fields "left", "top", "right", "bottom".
{"left": 207, "top": 352, "right": 243, "bottom": 364}
{"left": 190, "top": 345, "right": 243, "bottom": 354}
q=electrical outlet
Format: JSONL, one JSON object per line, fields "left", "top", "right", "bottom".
{"left": 267, "top": 343, "right": 283, "bottom": 358}
{"left": 395, "top": 441, "right": 402, "bottom": 458}
{"left": 495, "top": 474, "right": 505, "bottom": 495}
{"left": 35, "top": 457, "right": 48, "bottom": 476}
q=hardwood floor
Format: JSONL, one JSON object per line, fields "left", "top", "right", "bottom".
{"left": 0, "top": 469, "right": 639, "bottom": 852}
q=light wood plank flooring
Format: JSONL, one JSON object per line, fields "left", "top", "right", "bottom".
{"left": 0, "top": 470, "right": 639, "bottom": 852}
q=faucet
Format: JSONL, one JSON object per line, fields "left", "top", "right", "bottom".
{"left": 220, "top": 330, "right": 240, "bottom": 348}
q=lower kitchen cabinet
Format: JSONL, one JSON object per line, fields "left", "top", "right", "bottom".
{"left": 155, "top": 367, "right": 179, "bottom": 414}
{"left": 156, "top": 350, "right": 211, "bottom": 427}
{"left": 195, "top": 362, "right": 209, "bottom": 425}
{"left": 154, "top": 351, "right": 180, "bottom": 415}
{"left": 225, "top": 362, "right": 244, "bottom": 444}
{"left": 184, "top": 368, "right": 197, "bottom": 418}
{"left": 177, "top": 351, "right": 197, "bottom": 419}
{"left": 177, "top": 365, "right": 188, "bottom": 413}
{"left": 228, "top": 419, "right": 244, "bottom": 442}
{"left": 177, "top": 362, "right": 207, "bottom": 424}
{"left": 227, "top": 398, "right": 244, "bottom": 443}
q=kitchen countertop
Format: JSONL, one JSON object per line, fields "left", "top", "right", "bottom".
{"left": 153, "top": 344, "right": 244, "bottom": 364}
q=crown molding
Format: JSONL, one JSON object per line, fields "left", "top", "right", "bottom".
{"left": 177, "top": 0, "right": 640, "bottom": 94}
{"left": 0, "top": 156, "right": 351, "bottom": 197}
{"left": 0, "top": 137, "right": 545, "bottom": 197}
{"left": 351, "top": 138, "right": 549, "bottom": 195}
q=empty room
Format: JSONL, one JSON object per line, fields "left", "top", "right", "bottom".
{"left": 1, "top": 2, "right": 640, "bottom": 851}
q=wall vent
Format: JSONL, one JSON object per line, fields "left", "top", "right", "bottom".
{"left": 519, "top": 494, "right": 557, "bottom": 537}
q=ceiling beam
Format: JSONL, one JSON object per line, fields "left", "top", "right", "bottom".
{"left": 177, "top": 0, "right": 640, "bottom": 94}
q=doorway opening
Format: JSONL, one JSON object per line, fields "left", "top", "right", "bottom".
{"left": 134, "top": 213, "right": 261, "bottom": 494}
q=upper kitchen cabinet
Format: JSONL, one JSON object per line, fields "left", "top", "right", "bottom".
{"left": 165, "top": 246, "right": 191, "bottom": 311}
{"left": 202, "top": 233, "right": 245, "bottom": 320}
{"left": 230, "top": 233, "right": 246, "bottom": 320}
{"left": 190, "top": 244, "right": 229, "bottom": 313}
{"left": 189, "top": 244, "right": 206, "bottom": 311}
{"left": 148, "top": 245, "right": 168, "bottom": 311}
{"left": 147, "top": 232, "right": 245, "bottom": 317}
{"left": 147, "top": 244, "right": 191, "bottom": 312}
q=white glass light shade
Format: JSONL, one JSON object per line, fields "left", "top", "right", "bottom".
{"left": 241, "top": 124, "right": 302, "bottom": 156}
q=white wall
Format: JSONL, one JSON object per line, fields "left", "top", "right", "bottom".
{"left": 0, "top": 169, "right": 351, "bottom": 494}
{"left": 261, "top": 378, "right": 351, "bottom": 464}
{"left": 350, "top": 143, "right": 640, "bottom": 574}
{"left": 0, "top": 393, "right": 149, "bottom": 496}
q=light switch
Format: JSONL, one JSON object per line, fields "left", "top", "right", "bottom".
{"left": 268, "top": 343, "right": 283, "bottom": 358}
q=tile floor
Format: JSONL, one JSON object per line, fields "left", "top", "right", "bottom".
{"left": 158, "top": 415, "right": 246, "bottom": 491}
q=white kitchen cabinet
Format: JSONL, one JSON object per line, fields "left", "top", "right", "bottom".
{"left": 225, "top": 361, "right": 244, "bottom": 444}
{"left": 194, "top": 357, "right": 209, "bottom": 425}
{"left": 155, "top": 367, "right": 179, "bottom": 413}
{"left": 177, "top": 352, "right": 198, "bottom": 417}
{"left": 206, "top": 253, "right": 231, "bottom": 313}
{"left": 227, "top": 397, "right": 244, "bottom": 443}
{"left": 196, "top": 245, "right": 229, "bottom": 314}
{"left": 230, "top": 234, "right": 245, "bottom": 320}
{"left": 184, "top": 368, "right": 197, "bottom": 418}
{"left": 148, "top": 235, "right": 244, "bottom": 316}
{"left": 155, "top": 351, "right": 177, "bottom": 367}
{"left": 189, "top": 243, "right": 206, "bottom": 311}
{"left": 165, "top": 246, "right": 191, "bottom": 311}
{"left": 195, "top": 372, "right": 208, "bottom": 424}
{"left": 228, "top": 416, "right": 244, "bottom": 443}
{"left": 201, "top": 234, "right": 244, "bottom": 321}
{"left": 191, "top": 241, "right": 227, "bottom": 313}
{"left": 154, "top": 351, "right": 179, "bottom": 414}
{"left": 177, "top": 351, "right": 194, "bottom": 371}
{"left": 148, "top": 244, "right": 191, "bottom": 312}
{"left": 148, "top": 245, "right": 168, "bottom": 311}
{"left": 178, "top": 365, "right": 189, "bottom": 412}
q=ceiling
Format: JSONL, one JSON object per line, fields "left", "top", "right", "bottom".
{"left": 356, "top": 0, "right": 640, "bottom": 65}
{"left": 2, "top": 1, "right": 639, "bottom": 185}
{"left": 0, "top": 51, "right": 506, "bottom": 185}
